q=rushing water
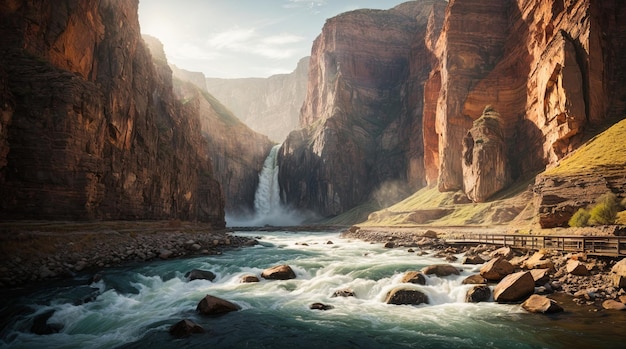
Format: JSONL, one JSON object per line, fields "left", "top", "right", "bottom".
{"left": 1, "top": 231, "right": 625, "bottom": 349}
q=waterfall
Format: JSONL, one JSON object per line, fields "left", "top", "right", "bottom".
{"left": 253, "top": 144, "right": 282, "bottom": 218}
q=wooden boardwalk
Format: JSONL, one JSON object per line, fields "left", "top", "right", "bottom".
{"left": 447, "top": 234, "right": 626, "bottom": 257}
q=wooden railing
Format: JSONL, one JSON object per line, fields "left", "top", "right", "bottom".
{"left": 447, "top": 234, "right": 626, "bottom": 257}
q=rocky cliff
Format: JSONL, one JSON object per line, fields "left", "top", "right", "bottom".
{"left": 0, "top": 0, "right": 225, "bottom": 226}
{"left": 427, "top": 0, "right": 626, "bottom": 191}
{"left": 205, "top": 57, "right": 309, "bottom": 142}
{"left": 143, "top": 36, "right": 274, "bottom": 215}
{"left": 279, "top": 1, "right": 446, "bottom": 217}
{"left": 280, "top": 0, "right": 626, "bottom": 219}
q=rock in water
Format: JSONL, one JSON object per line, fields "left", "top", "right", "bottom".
{"left": 240, "top": 275, "right": 260, "bottom": 283}
{"left": 480, "top": 257, "right": 514, "bottom": 281}
{"left": 522, "top": 295, "right": 564, "bottom": 313}
{"left": 310, "top": 303, "right": 334, "bottom": 311}
{"left": 331, "top": 289, "right": 356, "bottom": 298}
{"left": 401, "top": 271, "right": 426, "bottom": 285}
{"left": 602, "top": 299, "right": 626, "bottom": 311}
{"left": 466, "top": 285, "right": 491, "bottom": 303}
{"left": 261, "top": 264, "right": 296, "bottom": 280}
{"left": 186, "top": 269, "right": 216, "bottom": 281}
{"left": 462, "top": 255, "right": 485, "bottom": 265}
{"left": 385, "top": 288, "right": 429, "bottom": 306}
{"left": 461, "top": 107, "right": 510, "bottom": 203}
{"left": 494, "top": 271, "right": 535, "bottom": 303}
{"left": 462, "top": 274, "right": 488, "bottom": 285}
{"left": 421, "top": 264, "right": 460, "bottom": 277}
{"left": 169, "top": 319, "right": 205, "bottom": 338}
{"left": 196, "top": 295, "right": 240, "bottom": 316}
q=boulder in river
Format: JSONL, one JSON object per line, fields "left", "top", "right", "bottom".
{"left": 332, "top": 288, "right": 356, "bottom": 297}
{"left": 522, "top": 295, "right": 564, "bottom": 313}
{"left": 385, "top": 288, "right": 428, "bottom": 305}
{"left": 480, "top": 257, "right": 514, "bottom": 281}
{"left": 401, "top": 271, "right": 426, "bottom": 285}
{"left": 186, "top": 269, "right": 216, "bottom": 281}
{"left": 241, "top": 275, "right": 260, "bottom": 283}
{"left": 602, "top": 299, "right": 626, "bottom": 310}
{"left": 310, "top": 303, "right": 334, "bottom": 311}
{"left": 421, "top": 264, "right": 460, "bottom": 277}
{"left": 462, "top": 274, "right": 487, "bottom": 285}
{"left": 31, "top": 310, "right": 63, "bottom": 335}
{"left": 196, "top": 295, "right": 240, "bottom": 316}
{"left": 493, "top": 271, "right": 535, "bottom": 303}
{"left": 462, "top": 255, "right": 485, "bottom": 265}
{"left": 261, "top": 264, "right": 296, "bottom": 280}
{"left": 465, "top": 285, "right": 491, "bottom": 303}
{"left": 169, "top": 319, "right": 205, "bottom": 337}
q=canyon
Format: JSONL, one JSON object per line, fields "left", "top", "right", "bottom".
{"left": 278, "top": 0, "right": 626, "bottom": 224}
{"left": 0, "top": 0, "right": 625, "bottom": 229}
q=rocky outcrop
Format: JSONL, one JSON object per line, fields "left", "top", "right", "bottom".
{"left": 462, "top": 107, "right": 510, "bottom": 202}
{"left": 279, "top": 1, "right": 447, "bottom": 217}
{"left": 0, "top": 0, "right": 224, "bottom": 225}
{"left": 533, "top": 166, "right": 626, "bottom": 228}
{"left": 401, "top": 271, "right": 426, "bottom": 285}
{"left": 169, "top": 319, "right": 205, "bottom": 338}
{"left": 205, "top": 57, "right": 309, "bottom": 142}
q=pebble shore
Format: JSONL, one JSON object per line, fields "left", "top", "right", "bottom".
{"left": 0, "top": 221, "right": 256, "bottom": 287}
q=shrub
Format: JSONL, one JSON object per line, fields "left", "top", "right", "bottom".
{"left": 589, "top": 202, "right": 617, "bottom": 225}
{"left": 569, "top": 208, "right": 590, "bottom": 227}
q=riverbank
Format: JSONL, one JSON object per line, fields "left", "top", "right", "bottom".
{"left": 0, "top": 221, "right": 256, "bottom": 288}
{"left": 342, "top": 225, "right": 626, "bottom": 310}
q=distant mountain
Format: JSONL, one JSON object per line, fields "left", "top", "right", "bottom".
{"left": 205, "top": 57, "right": 309, "bottom": 142}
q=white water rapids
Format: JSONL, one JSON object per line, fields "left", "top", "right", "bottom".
{"left": 1, "top": 231, "right": 624, "bottom": 348}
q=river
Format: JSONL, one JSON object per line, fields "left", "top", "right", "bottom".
{"left": 1, "top": 230, "right": 624, "bottom": 348}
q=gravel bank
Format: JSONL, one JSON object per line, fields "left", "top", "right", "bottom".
{"left": 0, "top": 221, "right": 256, "bottom": 287}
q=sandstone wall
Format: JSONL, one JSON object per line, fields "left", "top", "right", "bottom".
{"left": 427, "top": 0, "right": 626, "bottom": 191}
{"left": 0, "top": 0, "right": 225, "bottom": 226}
{"left": 279, "top": 2, "right": 445, "bottom": 217}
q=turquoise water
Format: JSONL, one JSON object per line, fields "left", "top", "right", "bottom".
{"left": 1, "top": 231, "right": 624, "bottom": 348}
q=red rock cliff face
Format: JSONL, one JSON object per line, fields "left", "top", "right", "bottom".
{"left": 426, "top": 0, "right": 626, "bottom": 192}
{"left": 279, "top": 2, "right": 446, "bottom": 216}
{"left": 0, "top": 0, "right": 225, "bottom": 226}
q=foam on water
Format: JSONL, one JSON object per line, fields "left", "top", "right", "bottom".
{"left": 1, "top": 230, "right": 624, "bottom": 349}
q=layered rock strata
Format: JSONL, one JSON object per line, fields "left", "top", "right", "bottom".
{"left": 279, "top": 1, "right": 447, "bottom": 217}
{"left": 0, "top": 0, "right": 224, "bottom": 225}
{"left": 427, "top": 0, "right": 626, "bottom": 191}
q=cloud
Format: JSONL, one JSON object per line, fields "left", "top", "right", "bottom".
{"left": 208, "top": 28, "right": 256, "bottom": 50}
{"left": 206, "top": 28, "right": 304, "bottom": 60}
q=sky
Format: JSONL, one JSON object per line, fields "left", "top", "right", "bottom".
{"left": 138, "top": 0, "right": 405, "bottom": 79}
